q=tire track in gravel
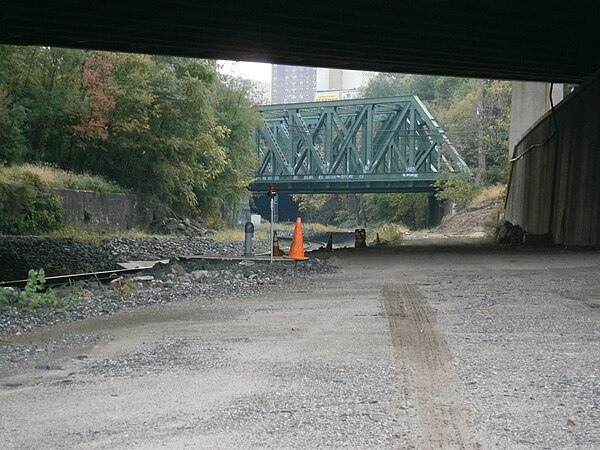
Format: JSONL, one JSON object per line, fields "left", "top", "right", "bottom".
{"left": 383, "top": 283, "right": 479, "bottom": 450}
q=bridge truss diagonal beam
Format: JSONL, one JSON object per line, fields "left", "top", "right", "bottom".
{"left": 252, "top": 96, "right": 471, "bottom": 194}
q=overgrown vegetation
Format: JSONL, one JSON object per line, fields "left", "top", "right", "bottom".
{"left": 0, "top": 269, "right": 58, "bottom": 311}
{"left": 471, "top": 184, "right": 506, "bottom": 208}
{"left": 45, "top": 225, "right": 158, "bottom": 242}
{"left": 0, "top": 169, "right": 63, "bottom": 234}
{"left": 4, "top": 164, "right": 126, "bottom": 192}
{"left": 368, "top": 223, "right": 408, "bottom": 244}
{"left": 0, "top": 45, "right": 260, "bottom": 232}
{"left": 474, "top": 184, "right": 507, "bottom": 236}
{"left": 434, "top": 175, "right": 481, "bottom": 210}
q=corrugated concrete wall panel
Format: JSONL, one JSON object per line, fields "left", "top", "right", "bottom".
{"left": 505, "top": 120, "right": 555, "bottom": 235}
{"left": 505, "top": 71, "right": 600, "bottom": 246}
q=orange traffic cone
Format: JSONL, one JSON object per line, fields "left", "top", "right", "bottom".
{"left": 326, "top": 232, "right": 333, "bottom": 252}
{"left": 272, "top": 231, "right": 284, "bottom": 256}
{"left": 288, "top": 217, "right": 307, "bottom": 260}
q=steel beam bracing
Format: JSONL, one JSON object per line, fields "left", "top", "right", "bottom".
{"left": 251, "top": 96, "right": 471, "bottom": 194}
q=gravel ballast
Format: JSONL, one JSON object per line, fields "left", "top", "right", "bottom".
{"left": 0, "top": 235, "right": 334, "bottom": 340}
{"left": 0, "top": 235, "right": 271, "bottom": 281}
{"left": 0, "top": 259, "right": 334, "bottom": 336}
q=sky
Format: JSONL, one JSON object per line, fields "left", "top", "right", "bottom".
{"left": 218, "top": 60, "right": 272, "bottom": 83}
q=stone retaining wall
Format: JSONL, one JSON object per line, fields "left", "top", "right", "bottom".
{"left": 56, "top": 189, "right": 152, "bottom": 230}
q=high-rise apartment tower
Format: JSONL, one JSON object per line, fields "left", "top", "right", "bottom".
{"left": 271, "top": 65, "right": 317, "bottom": 104}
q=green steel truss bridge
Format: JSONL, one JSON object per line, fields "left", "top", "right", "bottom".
{"left": 251, "top": 96, "right": 471, "bottom": 194}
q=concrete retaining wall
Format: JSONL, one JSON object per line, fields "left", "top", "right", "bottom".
{"left": 505, "top": 71, "right": 600, "bottom": 247}
{"left": 56, "top": 189, "right": 152, "bottom": 230}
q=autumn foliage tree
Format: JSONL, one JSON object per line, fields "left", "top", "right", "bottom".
{"left": 72, "top": 56, "right": 115, "bottom": 144}
{"left": 0, "top": 46, "right": 260, "bottom": 225}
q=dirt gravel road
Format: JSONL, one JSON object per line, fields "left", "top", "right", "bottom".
{"left": 1, "top": 238, "right": 599, "bottom": 449}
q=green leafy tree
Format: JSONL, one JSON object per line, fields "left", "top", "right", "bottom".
{"left": 0, "top": 86, "right": 28, "bottom": 163}
{"left": 388, "top": 193, "right": 429, "bottom": 229}
{"left": 21, "top": 48, "right": 86, "bottom": 162}
{"left": 363, "top": 73, "right": 471, "bottom": 115}
{"left": 434, "top": 175, "right": 480, "bottom": 210}
{"left": 197, "top": 75, "right": 260, "bottom": 226}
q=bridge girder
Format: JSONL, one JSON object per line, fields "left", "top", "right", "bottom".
{"left": 251, "top": 96, "right": 471, "bottom": 194}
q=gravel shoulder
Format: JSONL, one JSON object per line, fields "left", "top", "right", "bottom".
{"left": 416, "top": 244, "right": 600, "bottom": 448}
{"left": 1, "top": 238, "right": 599, "bottom": 449}
{"left": 0, "top": 257, "right": 397, "bottom": 449}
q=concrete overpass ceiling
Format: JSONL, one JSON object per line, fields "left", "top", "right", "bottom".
{"left": 1, "top": 1, "right": 598, "bottom": 83}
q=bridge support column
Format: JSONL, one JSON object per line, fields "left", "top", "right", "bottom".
{"left": 509, "top": 81, "right": 563, "bottom": 157}
{"left": 427, "top": 195, "right": 443, "bottom": 228}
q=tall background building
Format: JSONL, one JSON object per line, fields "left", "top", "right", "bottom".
{"left": 271, "top": 65, "right": 317, "bottom": 103}
{"left": 271, "top": 65, "right": 366, "bottom": 104}
{"left": 316, "top": 68, "right": 363, "bottom": 92}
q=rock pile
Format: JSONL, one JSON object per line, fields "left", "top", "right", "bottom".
{"left": 153, "top": 217, "right": 214, "bottom": 236}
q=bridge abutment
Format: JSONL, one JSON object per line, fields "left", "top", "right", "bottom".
{"left": 505, "top": 72, "right": 600, "bottom": 247}
{"left": 426, "top": 195, "right": 443, "bottom": 228}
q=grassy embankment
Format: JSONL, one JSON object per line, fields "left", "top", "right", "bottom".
{"left": 0, "top": 164, "right": 145, "bottom": 240}
{"left": 1, "top": 164, "right": 127, "bottom": 193}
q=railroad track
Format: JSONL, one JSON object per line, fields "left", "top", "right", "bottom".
{"left": 0, "top": 267, "right": 154, "bottom": 289}
{"left": 0, "top": 243, "right": 323, "bottom": 288}
{"left": 0, "top": 233, "right": 355, "bottom": 288}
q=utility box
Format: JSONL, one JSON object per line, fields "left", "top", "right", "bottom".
{"left": 250, "top": 214, "right": 262, "bottom": 227}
